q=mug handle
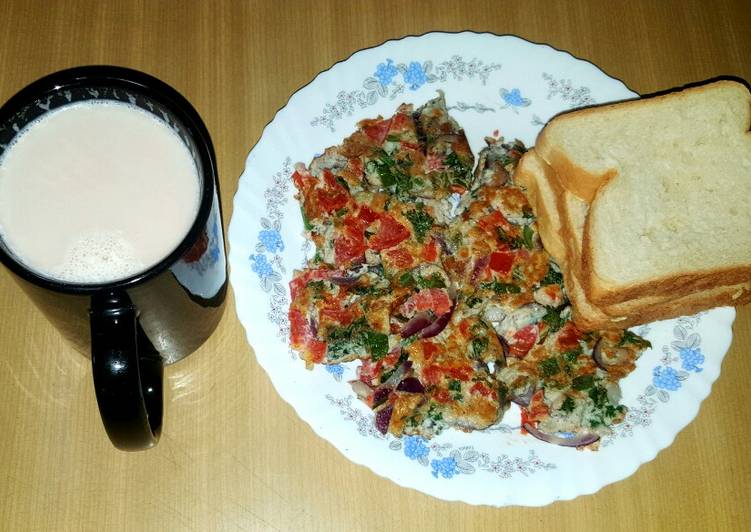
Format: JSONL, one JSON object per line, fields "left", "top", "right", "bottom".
{"left": 89, "top": 290, "right": 163, "bottom": 450}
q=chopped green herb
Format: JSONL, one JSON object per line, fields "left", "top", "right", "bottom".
{"left": 522, "top": 225, "right": 535, "bottom": 250}
{"left": 542, "top": 307, "right": 566, "bottom": 333}
{"left": 465, "top": 296, "right": 483, "bottom": 308}
{"left": 448, "top": 379, "right": 462, "bottom": 392}
{"left": 416, "top": 273, "right": 446, "bottom": 289}
{"left": 572, "top": 374, "right": 595, "bottom": 391}
{"left": 559, "top": 396, "right": 576, "bottom": 413}
{"left": 619, "top": 330, "right": 652, "bottom": 349}
{"left": 444, "top": 151, "right": 473, "bottom": 189}
{"left": 539, "top": 357, "right": 560, "bottom": 378}
{"left": 480, "top": 280, "right": 521, "bottom": 294}
{"left": 325, "top": 317, "right": 388, "bottom": 361}
{"left": 363, "top": 330, "right": 389, "bottom": 360}
{"left": 300, "top": 206, "right": 313, "bottom": 231}
{"left": 405, "top": 206, "right": 434, "bottom": 243}
{"left": 335, "top": 207, "right": 348, "bottom": 217}
{"left": 350, "top": 284, "right": 383, "bottom": 296}
{"left": 540, "top": 265, "right": 563, "bottom": 286}
{"left": 512, "top": 265, "right": 525, "bottom": 282}
{"left": 386, "top": 134, "right": 400, "bottom": 142}
{"left": 401, "top": 334, "right": 419, "bottom": 347}
{"left": 307, "top": 280, "right": 326, "bottom": 298}
{"left": 470, "top": 337, "right": 488, "bottom": 358}
{"left": 563, "top": 348, "right": 582, "bottom": 363}
{"left": 370, "top": 150, "right": 414, "bottom": 197}
{"left": 427, "top": 403, "right": 444, "bottom": 423}
{"left": 470, "top": 321, "right": 488, "bottom": 334}
{"left": 587, "top": 385, "right": 609, "bottom": 408}
{"left": 398, "top": 271, "right": 414, "bottom": 287}
{"left": 496, "top": 227, "right": 526, "bottom": 249}
{"left": 335, "top": 176, "right": 350, "bottom": 191}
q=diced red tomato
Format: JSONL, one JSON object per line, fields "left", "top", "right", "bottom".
{"left": 507, "top": 324, "right": 538, "bottom": 358}
{"left": 334, "top": 231, "right": 366, "bottom": 266}
{"left": 434, "top": 388, "right": 452, "bottom": 404}
{"left": 383, "top": 348, "right": 402, "bottom": 366}
{"left": 422, "top": 341, "right": 439, "bottom": 361}
{"left": 421, "top": 238, "right": 439, "bottom": 262}
{"left": 401, "top": 288, "right": 452, "bottom": 316}
{"left": 291, "top": 169, "right": 316, "bottom": 193}
{"left": 319, "top": 304, "right": 354, "bottom": 327}
{"left": 358, "top": 358, "right": 383, "bottom": 385}
{"left": 368, "top": 214, "right": 410, "bottom": 251}
{"left": 347, "top": 157, "right": 364, "bottom": 179}
{"left": 306, "top": 340, "right": 327, "bottom": 363}
{"left": 289, "top": 268, "right": 335, "bottom": 300}
{"left": 444, "top": 365, "right": 473, "bottom": 382}
{"left": 289, "top": 277, "right": 307, "bottom": 301}
{"left": 289, "top": 308, "right": 326, "bottom": 364}
{"left": 489, "top": 250, "right": 515, "bottom": 274}
{"left": 520, "top": 390, "right": 548, "bottom": 429}
{"left": 478, "top": 210, "right": 512, "bottom": 234}
{"left": 458, "top": 319, "right": 471, "bottom": 338}
{"left": 400, "top": 141, "right": 421, "bottom": 151}
{"left": 556, "top": 322, "right": 582, "bottom": 351}
{"left": 422, "top": 365, "right": 443, "bottom": 385}
{"left": 384, "top": 247, "right": 414, "bottom": 270}
{"left": 389, "top": 111, "right": 412, "bottom": 132}
{"left": 470, "top": 382, "right": 492, "bottom": 397}
{"left": 288, "top": 308, "right": 307, "bottom": 347}
{"left": 363, "top": 118, "right": 392, "bottom": 143}
{"left": 315, "top": 169, "right": 350, "bottom": 214}
{"left": 356, "top": 205, "right": 380, "bottom": 223}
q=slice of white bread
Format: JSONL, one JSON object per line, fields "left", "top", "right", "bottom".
{"left": 516, "top": 149, "right": 751, "bottom": 330}
{"left": 535, "top": 79, "right": 751, "bottom": 307}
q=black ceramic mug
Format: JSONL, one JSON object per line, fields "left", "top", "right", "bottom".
{"left": 0, "top": 66, "right": 227, "bottom": 450}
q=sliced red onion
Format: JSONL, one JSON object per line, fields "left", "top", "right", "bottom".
{"left": 396, "top": 377, "right": 425, "bottom": 393}
{"left": 381, "top": 361, "right": 412, "bottom": 389}
{"left": 591, "top": 338, "right": 606, "bottom": 370}
{"left": 509, "top": 385, "right": 534, "bottom": 407}
{"left": 372, "top": 387, "right": 392, "bottom": 407}
{"left": 400, "top": 311, "right": 433, "bottom": 338}
{"left": 375, "top": 405, "right": 393, "bottom": 434}
{"left": 433, "top": 234, "right": 450, "bottom": 254}
{"left": 308, "top": 316, "right": 318, "bottom": 337}
{"left": 592, "top": 338, "right": 632, "bottom": 371}
{"left": 470, "top": 256, "right": 490, "bottom": 284}
{"left": 497, "top": 334, "right": 510, "bottom": 361}
{"left": 350, "top": 380, "right": 373, "bottom": 400}
{"left": 329, "top": 274, "right": 359, "bottom": 286}
{"left": 523, "top": 423, "right": 600, "bottom": 448}
{"left": 420, "top": 301, "right": 456, "bottom": 339}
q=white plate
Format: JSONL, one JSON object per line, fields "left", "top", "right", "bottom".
{"left": 228, "top": 32, "right": 735, "bottom": 506}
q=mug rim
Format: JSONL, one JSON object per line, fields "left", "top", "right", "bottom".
{"left": 0, "top": 65, "right": 218, "bottom": 294}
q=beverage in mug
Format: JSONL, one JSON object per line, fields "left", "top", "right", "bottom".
{"left": 0, "top": 66, "right": 228, "bottom": 451}
{"left": 0, "top": 100, "right": 201, "bottom": 284}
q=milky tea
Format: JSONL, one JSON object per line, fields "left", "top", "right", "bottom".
{"left": 0, "top": 101, "right": 201, "bottom": 284}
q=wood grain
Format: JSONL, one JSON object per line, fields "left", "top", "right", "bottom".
{"left": 0, "top": 1, "right": 749, "bottom": 530}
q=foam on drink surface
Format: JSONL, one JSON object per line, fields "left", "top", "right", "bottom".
{"left": 0, "top": 100, "right": 201, "bottom": 284}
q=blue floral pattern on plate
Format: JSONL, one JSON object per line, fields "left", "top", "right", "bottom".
{"left": 229, "top": 32, "right": 735, "bottom": 506}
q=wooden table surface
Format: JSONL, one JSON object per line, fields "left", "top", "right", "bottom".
{"left": 1, "top": 1, "right": 750, "bottom": 530}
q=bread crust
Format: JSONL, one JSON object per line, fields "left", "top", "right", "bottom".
{"left": 535, "top": 79, "right": 751, "bottom": 308}
{"left": 516, "top": 146, "right": 751, "bottom": 331}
